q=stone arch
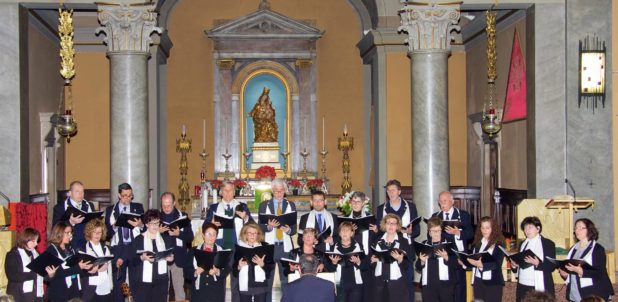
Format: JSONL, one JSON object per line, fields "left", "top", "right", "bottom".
{"left": 232, "top": 60, "right": 299, "bottom": 96}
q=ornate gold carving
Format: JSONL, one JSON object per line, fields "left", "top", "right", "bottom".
{"left": 486, "top": 10, "right": 497, "bottom": 83}
{"left": 176, "top": 131, "right": 192, "bottom": 212}
{"left": 59, "top": 8, "right": 75, "bottom": 80}
{"left": 295, "top": 59, "right": 313, "bottom": 68}
{"left": 217, "top": 59, "right": 236, "bottom": 70}
{"left": 96, "top": 3, "right": 162, "bottom": 52}
{"left": 338, "top": 131, "right": 354, "bottom": 194}
{"left": 249, "top": 87, "right": 279, "bottom": 142}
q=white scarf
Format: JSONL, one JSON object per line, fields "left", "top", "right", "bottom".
{"left": 109, "top": 202, "right": 141, "bottom": 247}
{"left": 518, "top": 235, "right": 545, "bottom": 292}
{"left": 420, "top": 240, "right": 450, "bottom": 285}
{"left": 85, "top": 242, "right": 113, "bottom": 295}
{"left": 347, "top": 212, "right": 370, "bottom": 255}
{"left": 191, "top": 244, "right": 223, "bottom": 290}
{"left": 566, "top": 241, "right": 596, "bottom": 288}
{"left": 214, "top": 200, "right": 245, "bottom": 241}
{"left": 141, "top": 232, "right": 167, "bottom": 283}
{"left": 51, "top": 244, "right": 81, "bottom": 290}
{"left": 237, "top": 240, "right": 266, "bottom": 292}
{"left": 373, "top": 233, "right": 403, "bottom": 280}
{"left": 17, "top": 248, "right": 44, "bottom": 297}
{"left": 263, "top": 201, "right": 294, "bottom": 252}
{"left": 65, "top": 198, "right": 93, "bottom": 212}
{"left": 382, "top": 200, "right": 411, "bottom": 243}
{"left": 303, "top": 210, "right": 335, "bottom": 237}
{"left": 333, "top": 243, "right": 364, "bottom": 285}
{"left": 472, "top": 238, "right": 493, "bottom": 283}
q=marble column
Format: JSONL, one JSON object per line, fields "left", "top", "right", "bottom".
{"left": 399, "top": 4, "right": 460, "bottom": 217}
{"left": 97, "top": 4, "right": 162, "bottom": 208}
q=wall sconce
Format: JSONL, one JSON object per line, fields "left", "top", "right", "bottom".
{"left": 579, "top": 35, "right": 606, "bottom": 110}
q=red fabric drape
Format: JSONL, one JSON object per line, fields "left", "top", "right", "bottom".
{"left": 9, "top": 202, "right": 48, "bottom": 253}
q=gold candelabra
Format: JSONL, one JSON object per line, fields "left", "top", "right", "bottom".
{"left": 319, "top": 148, "right": 328, "bottom": 181}
{"left": 337, "top": 129, "right": 354, "bottom": 194}
{"left": 199, "top": 149, "right": 209, "bottom": 183}
{"left": 176, "top": 130, "right": 192, "bottom": 212}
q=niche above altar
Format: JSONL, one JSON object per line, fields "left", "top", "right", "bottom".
{"left": 206, "top": 3, "right": 323, "bottom": 179}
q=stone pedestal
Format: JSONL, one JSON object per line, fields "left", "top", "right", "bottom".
{"left": 399, "top": 3, "right": 460, "bottom": 218}
{"left": 97, "top": 4, "right": 161, "bottom": 208}
{"left": 251, "top": 142, "right": 281, "bottom": 169}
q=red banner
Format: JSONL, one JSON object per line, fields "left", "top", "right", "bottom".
{"left": 502, "top": 29, "right": 527, "bottom": 123}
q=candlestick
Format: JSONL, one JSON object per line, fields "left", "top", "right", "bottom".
{"left": 242, "top": 151, "right": 252, "bottom": 179}
{"left": 281, "top": 151, "right": 290, "bottom": 179}
{"left": 221, "top": 148, "right": 233, "bottom": 180}
{"left": 338, "top": 129, "right": 354, "bottom": 193}
{"left": 176, "top": 127, "right": 191, "bottom": 212}
{"left": 299, "top": 147, "right": 310, "bottom": 180}
{"left": 320, "top": 148, "right": 328, "bottom": 181}
{"left": 202, "top": 119, "right": 206, "bottom": 149}
{"left": 199, "top": 149, "right": 209, "bottom": 183}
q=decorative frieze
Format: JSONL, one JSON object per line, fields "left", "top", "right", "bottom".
{"left": 398, "top": 3, "right": 460, "bottom": 52}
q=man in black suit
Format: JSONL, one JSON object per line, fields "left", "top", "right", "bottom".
{"left": 298, "top": 190, "right": 337, "bottom": 246}
{"left": 431, "top": 191, "right": 474, "bottom": 302}
{"left": 374, "top": 179, "right": 419, "bottom": 302}
{"left": 52, "top": 180, "right": 97, "bottom": 250}
{"left": 281, "top": 254, "right": 335, "bottom": 302}
{"left": 104, "top": 183, "right": 145, "bottom": 302}
{"left": 159, "top": 192, "right": 193, "bottom": 301}
{"left": 258, "top": 179, "right": 296, "bottom": 302}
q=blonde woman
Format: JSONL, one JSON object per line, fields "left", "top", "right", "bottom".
{"left": 81, "top": 219, "right": 113, "bottom": 301}
{"left": 233, "top": 223, "right": 274, "bottom": 302}
{"left": 371, "top": 213, "right": 409, "bottom": 302}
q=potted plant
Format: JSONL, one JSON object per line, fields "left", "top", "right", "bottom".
{"left": 233, "top": 179, "right": 247, "bottom": 196}
{"left": 209, "top": 179, "right": 222, "bottom": 191}
{"left": 306, "top": 179, "right": 324, "bottom": 193}
{"left": 287, "top": 179, "right": 302, "bottom": 195}
{"left": 336, "top": 191, "right": 370, "bottom": 216}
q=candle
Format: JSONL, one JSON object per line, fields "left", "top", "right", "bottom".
{"left": 212, "top": 188, "right": 218, "bottom": 204}
{"left": 343, "top": 123, "right": 348, "bottom": 135}
{"left": 182, "top": 124, "right": 186, "bottom": 136}
{"left": 322, "top": 116, "right": 325, "bottom": 149}
{"left": 304, "top": 118, "right": 308, "bottom": 147}
{"left": 202, "top": 187, "right": 209, "bottom": 209}
{"left": 202, "top": 119, "right": 206, "bottom": 149}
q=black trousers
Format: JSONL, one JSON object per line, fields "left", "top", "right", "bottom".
{"left": 422, "top": 284, "right": 455, "bottom": 302}
{"left": 375, "top": 278, "right": 409, "bottom": 302}
{"left": 265, "top": 244, "right": 286, "bottom": 302}
{"left": 454, "top": 267, "right": 467, "bottom": 302}
{"left": 343, "top": 285, "right": 363, "bottom": 302}
{"left": 239, "top": 293, "right": 266, "bottom": 302}
{"left": 472, "top": 279, "right": 503, "bottom": 302}
{"left": 134, "top": 279, "right": 168, "bottom": 302}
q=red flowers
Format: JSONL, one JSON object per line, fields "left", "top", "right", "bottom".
{"left": 210, "top": 179, "right": 222, "bottom": 190}
{"left": 307, "top": 179, "right": 324, "bottom": 190}
{"left": 233, "top": 179, "right": 247, "bottom": 189}
{"left": 287, "top": 179, "right": 302, "bottom": 188}
{"left": 255, "top": 166, "right": 277, "bottom": 179}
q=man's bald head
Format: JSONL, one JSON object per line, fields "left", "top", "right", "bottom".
{"left": 438, "top": 191, "right": 454, "bottom": 212}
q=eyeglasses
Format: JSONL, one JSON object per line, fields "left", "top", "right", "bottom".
{"left": 120, "top": 194, "right": 133, "bottom": 198}
{"left": 147, "top": 221, "right": 160, "bottom": 226}
{"left": 385, "top": 222, "right": 399, "bottom": 226}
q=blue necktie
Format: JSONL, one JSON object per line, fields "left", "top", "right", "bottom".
{"left": 122, "top": 206, "right": 130, "bottom": 240}
{"left": 317, "top": 214, "right": 323, "bottom": 232}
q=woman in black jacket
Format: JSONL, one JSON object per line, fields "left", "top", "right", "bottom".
{"left": 46, "top": 221, "right": 93, "bottom": 302}
{"left": 466, "top": 216, "right": 506, "bottom": 302}
{"left": 5, "top": 228, "right": 49, "bottom": 302}
{"left": 80, "top": 219, "right": 114, "bottom": 301}
{"left": 370, "top": 213, "right": 409, "bottom": 302}
{"left": 128, "top": 209, "right": 175, "bottom": 302}
{"left": 559, "top": 218, "right": 613, "bottom": 302}
{"left": 233, "top": 223, "right": 274, "bottom": 302}
{"left": 185, "top": 222, "right": 230, "bottom": 302}
{"left": 510, "top": 216, "right": 556, "bottom": 301}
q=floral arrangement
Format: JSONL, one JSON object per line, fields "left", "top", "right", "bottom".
{"left": 233, "top": 179, "right": 247, "bottom": 189}
{"left": 255, "top": 165, "right": 277, "bottom": 179}
{"left": 287, "top": 179, "right": 302, "bottom": 189}
{"left": 337, "top": 191, "right": 371, "bottom": 216}
{"left": 306, "top": 179, "right": 324, "bottom": 191}
{"left": 209, "top": 179, "right": 222, "bottom": 190}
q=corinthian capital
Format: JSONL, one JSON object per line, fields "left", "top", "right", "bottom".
{"left": 96, "top": 4, "right": 163, "bottom": 52}
{"left": 398, "top": 3, "right": 460, "bottom": 52}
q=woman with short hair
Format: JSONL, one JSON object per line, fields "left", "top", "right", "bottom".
{"left": 80, "top": 219, "right": 113, "bottom": 301}
{"left": 5, "top": 228, "right": 48, "bottom": 301}
{"left": 233, "top": 223, "right": 273, "bottom": 302}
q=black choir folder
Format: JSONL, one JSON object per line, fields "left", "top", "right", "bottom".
{"left": 452, "top": 250, "right": 496, "bottom": 267}
{"left": 403, "top": 216, "right": 422, "bottom": 228}
{"left": 234, "top": 244, "right": 275, "bottom": 264}
{"left": 162, "top": 216, "right": 191, "bottom": 230}
{"left": 61, "top": 207, "right": 104, "bottom": 223}
{"left": 77, "top": 251, "right": 115, "bottom": 266}
{"left": 545, "top": 257, "right": 595, "bottom": 272}
{"left": 371, "top": 246, "right": 407, "bottom": 263}
{"left": 136, "top": 248, "right": 174, "bottom": 261}
{"left": 413, "top": 241, "right": 454, "bottom": 256}
{"left": 193, "top": 249, "right": 232, "bottom": 269}
{"left": 337, "top": 215, "right": 375, "bottom": 231}
{"left": 258, "top": 212, "right": 298, "bottom": 227}
{"left": 318, "top": 226, "right": 332, "bottom": 241}
{"left": 26, "top": 252, "right": 64, "bottom": 277}
{"left": 498, "top": 246, "right": 539, "bottom": 269}
{"left": 115, "top": 212, "right": 144, "bottom": 229}
{"left": 213, "top": 214, "right": 238, "bottom": 229}
{"left": 325, "top": 250, "right": 365, "bottom": 265}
